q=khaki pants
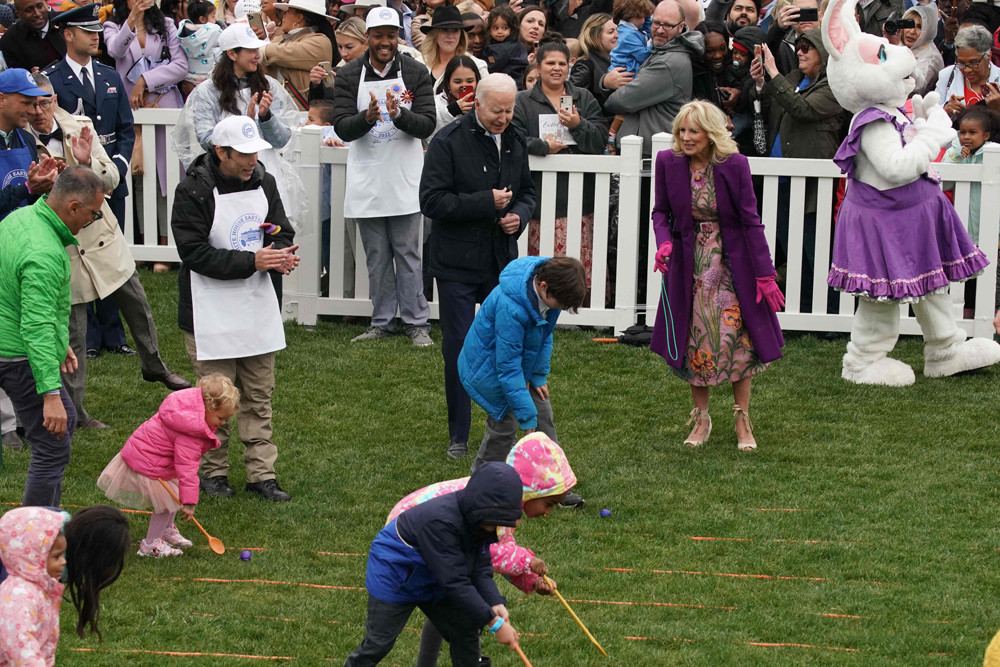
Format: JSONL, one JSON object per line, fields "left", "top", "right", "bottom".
{"left": 183, "top": 333, "right": 278, "bottom": 483}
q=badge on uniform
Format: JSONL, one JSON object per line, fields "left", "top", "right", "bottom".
{"left": 107, "top": 87, "right": 117, "bottom": 94}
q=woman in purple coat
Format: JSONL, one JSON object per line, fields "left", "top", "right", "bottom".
{"left": 650, "top": 100, "right": 784, "bottom": 452}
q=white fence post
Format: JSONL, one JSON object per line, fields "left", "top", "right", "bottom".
{"left": 283, "top": 128, "right": 321, "bottom": 326}
{"left": 614, "top": 135, "right": 643, "bottom": 335}
{"left": 975, "top": 144, "right": 1000, "bottom": 339}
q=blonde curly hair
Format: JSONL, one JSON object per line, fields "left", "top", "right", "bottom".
{"left": 198, "top": 373, "right": 240, "bottom": 414}
{"left": 670, "top": 100, "right": 739, "bottom": 164}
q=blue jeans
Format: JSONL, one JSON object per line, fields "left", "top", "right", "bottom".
{"left": 0, "top": 360, "right": 75, "bottom": 506}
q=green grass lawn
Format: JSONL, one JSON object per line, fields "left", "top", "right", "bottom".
{"left": 3, "top": 270, "right": 999, "bottom": 666}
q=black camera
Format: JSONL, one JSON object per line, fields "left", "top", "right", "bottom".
{"left": 792, "top": 7, "right": 819, "bottom": 21}
{"left": 883, "top": 12, "right": 916, "bottom": 35}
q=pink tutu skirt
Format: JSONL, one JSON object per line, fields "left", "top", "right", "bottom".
{"left": 97, "top": 453, "right": 180, "bottom": 514}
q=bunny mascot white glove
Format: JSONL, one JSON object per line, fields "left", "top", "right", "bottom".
{"left": 822, "top": 0, "right": 1000, "bottom": 385}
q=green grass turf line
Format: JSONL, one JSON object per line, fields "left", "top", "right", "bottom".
{"left": 1, "top": 269, "right": 997, "bottom": 665}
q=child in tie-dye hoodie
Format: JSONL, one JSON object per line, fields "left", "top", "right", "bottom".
{"left": 386, "top": 432, "right": 576, "bottom": 666}
{"left": 0, "top": 507, "right": 68, "bottom": 667}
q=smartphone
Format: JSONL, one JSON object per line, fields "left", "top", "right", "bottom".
{"left": 559, "top": 95, "right": 573, "bottom": 112}
{"left": 457, "top": 84, "right": 473, "bottom": 98}
{"left": 319, "top": 60, "right": 335, "bottom": 87}
{"left": 247, "top": 11, "right": 266, "bottom": 35}
{"left": 794, "top": 7, "right": 818, "bottom": 21}
{"left": 754, "top": 43, "right": 763, "bottom": 70}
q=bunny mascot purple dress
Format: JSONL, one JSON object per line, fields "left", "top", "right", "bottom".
{"left": 822, "top": 0, "right": 1000, "bottom": 385}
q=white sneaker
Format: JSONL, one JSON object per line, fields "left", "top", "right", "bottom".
{"left": 137, "top": 538, "right": 183, "bottom": 558}
{"left": 162, "top": 524, "right": 193, "bottom": 548}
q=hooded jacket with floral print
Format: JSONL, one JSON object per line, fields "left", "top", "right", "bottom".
{"left": 386, "top": 433, "right": 576, "bottom": 593}
{"left": 0, "top": 507, "right": 66, "bottom": 667}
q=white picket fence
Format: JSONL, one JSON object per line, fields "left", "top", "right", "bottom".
{"left": 127, "top": 111, "right": 1000, "bottom": 338}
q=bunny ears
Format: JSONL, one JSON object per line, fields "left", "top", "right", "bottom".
{"left": 822, "top": 0, "right": 860, "bottom": 61}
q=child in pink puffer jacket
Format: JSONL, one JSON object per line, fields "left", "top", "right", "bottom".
{"left": 97, "top": 374, "right": 239, "bottom": 558}
{"left": 0, "top": 506, "right": 68, "bottom": 667}
{"left": 387, "top": 432, "right": 576, "bottom": 665}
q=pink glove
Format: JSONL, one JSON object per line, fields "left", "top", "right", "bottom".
{"left": 654, "top": 241, "right": 672, "bottom": 273}
{"left": 755, "top": 275, "right": 785, "bottom": 312}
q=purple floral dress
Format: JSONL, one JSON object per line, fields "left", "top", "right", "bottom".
{"left": 671, "top": 166, "right": 767, "bottom": 387}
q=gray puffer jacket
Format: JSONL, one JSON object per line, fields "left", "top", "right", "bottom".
{"left": 603, "top": 31, "right": 705, "bottom": 157}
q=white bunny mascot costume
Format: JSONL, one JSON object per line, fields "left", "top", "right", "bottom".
{"left": 822, "top": 0, "right": 1000, "bottom": 385}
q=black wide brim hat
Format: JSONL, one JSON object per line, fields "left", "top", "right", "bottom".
{"left": 419, "top": 5, "right": 471, "bottom": 33}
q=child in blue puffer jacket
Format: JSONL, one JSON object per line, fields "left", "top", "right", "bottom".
{"left": 458, "top": 256, "right": 587, "bottom": 505}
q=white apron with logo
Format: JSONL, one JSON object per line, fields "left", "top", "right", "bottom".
{"left": 190, "top": 187, "right": 286, "bottom": 361}
{"left": 343, "top": 65, "right": 423, "bottom": 219}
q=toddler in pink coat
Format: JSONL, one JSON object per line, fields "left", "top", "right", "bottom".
{"left": 0, "top": 506, "right": 68, "bottom": 667}
{"left": 97, "top": 374, "right": 239, "bottom": 557}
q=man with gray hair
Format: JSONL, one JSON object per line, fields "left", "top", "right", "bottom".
{"left": 603, "top": 0, "right": 705, "bottom": 156}
{"left": 419, "top": 72, "right": 535, "bottom": 460}
{"left": 0, "top": 165, "right": 105, "bottom": 506}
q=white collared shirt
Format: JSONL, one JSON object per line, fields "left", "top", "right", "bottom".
{"left": 474, "top": 112, "right": 501, "bottom": 157}
{"left": 65, "top": 56, "right": 96, "bottom": 93}
{"left": 42, "top": 120, "right": 65, "bottom": 159}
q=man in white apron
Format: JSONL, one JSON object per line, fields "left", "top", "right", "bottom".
{"left": 171, "top": 116, "right": 299, "bottom": 503}
{"left": 331, "top": 7, "right": 437, "bottom": 346}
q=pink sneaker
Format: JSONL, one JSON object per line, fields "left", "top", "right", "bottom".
{"left": 162, "top": 524, "right": 193, "bottom": 548}
{"left": 137, "top": 538, "right": 183, "bottom": 558}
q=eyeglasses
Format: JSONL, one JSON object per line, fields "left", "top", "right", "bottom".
{"left": 651, "top": 18, "right": 684, "bottom": 31}
{"left": 32, "top": 99, "right": 53, "bottom": 109}
{"left": 80, "top": 205, "right": 103, "bottom": 226}
{"left": 956, "top": 54, "right": 986, "bottom": 70}
{"left": 796, "top": 42, "right": 812, "bottom": 53}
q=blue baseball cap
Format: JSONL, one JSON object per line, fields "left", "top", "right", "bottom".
{"left": 0, "top": 69, "right": 52, "bottom": 97}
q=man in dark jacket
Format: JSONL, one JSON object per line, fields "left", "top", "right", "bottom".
{"left": 332, "top": 8, "right": 437, "bottom": 346}
{"left": 764, "top": 0, "right": 822, "bottom": 75}
{"left": 171, "top": 117, "right": 299, "bottom": 503}
{"left": 0, "top": 0, "right": 66, "bottom": 72}
{"left": 345, "top": 462, "right": 523, "bottom": 666}
{"left": 419, "top": 73, "right": 534, "bottom": 461}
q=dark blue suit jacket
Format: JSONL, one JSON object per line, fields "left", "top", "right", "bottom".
{"left": 0, "top": 128, "right": 40, "bottom": 220}
{"left": 43, "top": 58, "right": 134, "bottom": 199}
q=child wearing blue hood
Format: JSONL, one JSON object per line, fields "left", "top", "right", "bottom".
{"left": 344, "top": 462, "right": 525, "bottom": 667}
{"left": 459, "top": 256, "right": 587, "bottom": 506}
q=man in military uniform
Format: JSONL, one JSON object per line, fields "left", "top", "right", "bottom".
{"left": 45, "top": 5, "right": 138, "bottom": 366}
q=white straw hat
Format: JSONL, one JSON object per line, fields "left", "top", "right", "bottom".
{"left": 272, "top": 0, "right": 334, "bottom": 19}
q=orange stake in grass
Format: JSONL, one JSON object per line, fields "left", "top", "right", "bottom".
{"left": 158, "top": 479, "right": 226, "bottom": 554}
{"left": 514, "top": 644, "right": 533, "bottom": 667}
{"left": 544, "top": 575, "right": 609, "bottom": 657}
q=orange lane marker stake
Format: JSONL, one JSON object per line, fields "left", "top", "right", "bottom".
{"left": 158, "top": 479, "right": 225, "bottom": 554}
{"left": 514, "top": 644, "right": 534, "bottom": 667}
{"left": 544, "top": 576, "right": 608, "bottom": 657}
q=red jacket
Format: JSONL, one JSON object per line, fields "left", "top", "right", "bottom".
{"left": 120, "top": 388, "right": 220, "bottom": 505}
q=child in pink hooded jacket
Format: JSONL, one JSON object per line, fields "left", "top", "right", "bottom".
{"left": 97, "top": 374, "right": 239, "bottom": 558}
{"left": 0, "top": 506, "right": 68, "bottom": 667}
{"left": 387, "top": 432, "right": 576, "bottom": 665}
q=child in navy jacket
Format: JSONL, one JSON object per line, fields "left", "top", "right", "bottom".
{"left": 344, "top": 462, "right": 524, "bottom": 666}
{"left": 484, "top": 5, "right": 529, "bottom": 85}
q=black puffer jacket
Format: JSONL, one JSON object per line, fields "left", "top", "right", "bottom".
{"left": 419, "top": 111, "right": 536, "bottom": 284}
{"left": 332, "top": 50, "right": 436, "bottom": 142}
{"left": 171, "top": 152, "right": 295, "bottom": 334}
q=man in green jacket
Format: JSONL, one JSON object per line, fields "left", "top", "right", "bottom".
{"left": 0, "top": 165, "right": 106, "bottom": 505}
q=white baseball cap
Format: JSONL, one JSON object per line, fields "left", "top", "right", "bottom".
{"left": 366, "top": 5, "right": 400, "bottom": 29}
{"left": 233, "top": 0, "right": 262, "bottom": 19}
{"left": 211, "top": 116, "right": 273, "bottom": 153}
{"left": 217, "top": 23, "right": 268, "bottom": 52}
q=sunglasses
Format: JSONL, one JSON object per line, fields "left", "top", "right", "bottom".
{"left": 80, "top": 205, "right": 103, "bottom": 227}
{"left": 795, "top": 42, "right": 812, "bottom": 53}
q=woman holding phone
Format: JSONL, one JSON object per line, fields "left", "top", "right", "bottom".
{"left": 512, "top": 38, "right": 607, "bottom": 296}
{"left": 428, "top": 55, "right": 482, "bottom": 142}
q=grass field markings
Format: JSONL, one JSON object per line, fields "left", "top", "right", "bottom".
{"left": 560, "top": 598, "right": 738, "bottom": 610}
{"left": 70, "top": 648, "right": 295, "bottom": 660}
{"left": 745, "top": 641, "right": 858, "bottom": 652}
{"left": 689, "top": 536, "right": 873, "bottom": 546}
{"left": 148, "top": 577, "right": 366, "bottom": 591}
{"left": 598, "top": 566, "right": 879, "bottom": 584}
{"left": 745, "top": 508, "right": 810, "bottom": 512}
{"left": 2, "top": 501, "right": 152, "bottom": 515}
{"left": 818, "top": 613, "right": 866, "bottom": 619}
{"left": 624, "top": 636, "right": 698, "bottom": 643}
